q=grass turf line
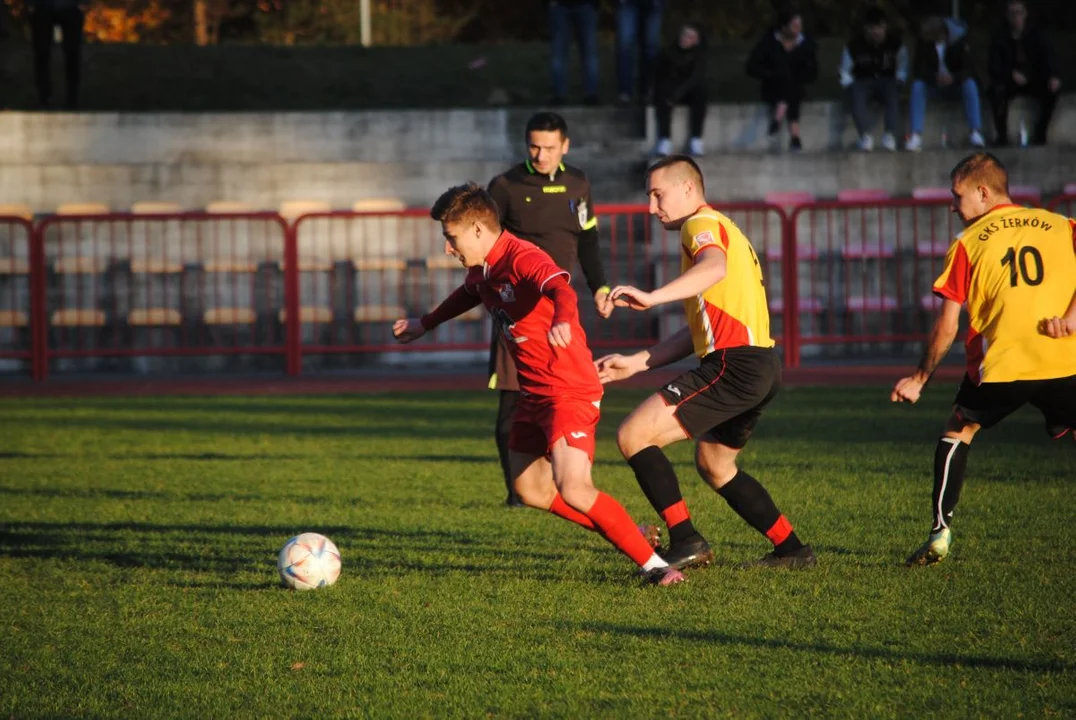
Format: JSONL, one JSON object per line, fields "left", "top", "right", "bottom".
{"left": 0, "top": 386, "right": 1073, "bottom": 718}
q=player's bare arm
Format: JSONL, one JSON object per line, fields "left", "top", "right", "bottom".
{"left": 892, "top": 299, "right": 961, "bottom": 403}
{"left": 609, "top": 251, "right": 726, "bottom": 311}
{"left": 595, "top": 327, "right": 694, "bottom": 384}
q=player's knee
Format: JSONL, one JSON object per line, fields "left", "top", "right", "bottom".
{"left": 695, "top": 453, "right": 736, "bottom": 487}
{"left": 558, "top": 482, "right": 597, "bottom": 513}
{"left": 514, "top": 479, "right": 556, "bottom": 510}
{"left": 615, "top": 420, "right": 646, "bottom": 459}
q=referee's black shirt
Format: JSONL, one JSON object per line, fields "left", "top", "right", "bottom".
{"left": 488, "top": 159, "right": 608, "bottom": 295}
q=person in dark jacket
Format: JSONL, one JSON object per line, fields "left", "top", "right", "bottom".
{"left": 839, "top": 7, "right": 907, "bottom": 152}
{"left": 988, "top": 0, "right": 1061, "bottom": 146}
{"left": 746, "top": 10, "right": 819, "bottom": 152}
{"left": 906, "top": 16, "right": 985, "bottom": 151}
{"left": 651, "top": 23, "right": 708, "bottom": 157}
{"left": 28, "top": 0, "right": 87, "bottom": 110}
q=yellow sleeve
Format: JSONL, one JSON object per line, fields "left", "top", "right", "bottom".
{"left": 681, "top": 216, "right": 728, "bottom": 259}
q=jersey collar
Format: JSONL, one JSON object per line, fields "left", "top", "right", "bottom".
{"left": 483, "top": 230, "right": 513, "bottom": 279}
{"left": 524, "top": 158, "right": 566, "bottom": 180}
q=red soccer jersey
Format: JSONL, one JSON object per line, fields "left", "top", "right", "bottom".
{"left": 465, "top": 231, "right": 602, "bottom": 398}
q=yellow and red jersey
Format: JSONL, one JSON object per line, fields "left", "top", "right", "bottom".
{"left": 679, "top": 206, "right": 774, "bottom": 358}
{"left": 934, "top": 204, "right": 1076, "bottom": 383}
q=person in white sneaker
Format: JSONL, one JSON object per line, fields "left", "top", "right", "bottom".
{"left": 906, "top": 16, "right": 985, "bottom": 151}
{"left": 839, "top": 7, "right": 906, "bottom": 152}
{"left": 651, "top": 23, "right": 708, "bottom": 157}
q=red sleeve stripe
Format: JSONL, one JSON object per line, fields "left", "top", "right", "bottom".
{"left": 933, "top": 242, "right": 971, "bottom": 305}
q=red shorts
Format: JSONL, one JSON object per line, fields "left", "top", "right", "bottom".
{"left": 508, "top": 394, "right": 601, "bottom": 463}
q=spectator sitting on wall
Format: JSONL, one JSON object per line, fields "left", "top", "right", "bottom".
{"left": 651, "top": 23, "right": 708, "bottom": 158}
{"left": 906, "top": 15, "right": 985, "bottom": 152}
{"left": 839, "top": 6, "right": 907, "bottom": 152}
{"left": 988, "top": 0, "right": 1061, "bottom": 146}
{"left": 746, "top": 8, "right": 819, "bottom": 153}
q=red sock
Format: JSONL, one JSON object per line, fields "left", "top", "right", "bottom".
{"left": 549, "top": 492, "right": 597, "bottom": 530}
{"left": 585, "top": 492, "right": 655, "bottom": 567}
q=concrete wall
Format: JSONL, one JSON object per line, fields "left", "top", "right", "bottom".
{"left": 1, "top": 100, "right": 1073, "bottom": 212}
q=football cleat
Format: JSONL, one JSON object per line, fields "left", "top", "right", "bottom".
{"left": 906, "top": 528, "right": 952, "bottom": 567}
{"left": 659, "top": 534, "right": 715, "bottom": 570}
{"left": 638, "top": 523, "right": 662, "bottom": 550}
{"left": 741, "top": 544, "right": 817, "bottom": 569}
{"left": 642, "top": 565, "right": 686, "bottom": 586}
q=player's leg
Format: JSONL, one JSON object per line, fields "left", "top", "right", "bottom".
{"left": 695, "top": 433, "right": 814, "bottom": 569}
{"left": 496, "top": 391, "right": 522, "bottom": 506}
{"left": 550, "top": 438, "right": 683, "bottom": 585}
{"left": 907, "top": 376, "right": 1026, "bottom": 566}
{"left": 1029, "top": 374, "right": 1076, "bottom": 441}
{"left": 616, "top": 392, "right": 711, "bottom": 568}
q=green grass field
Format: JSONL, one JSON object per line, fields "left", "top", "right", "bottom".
{"left": 0, "top": 386, "right": 1073, "bottom": 718}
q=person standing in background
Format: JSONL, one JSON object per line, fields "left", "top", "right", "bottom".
{"left": 28, "top": 0, "right": 87, "bottom": 110}
{"left": 548, "top": 0, "right": 600, "bottom": 106}
{"left": 616, "top": 0, "right": 667, "bottom": 105}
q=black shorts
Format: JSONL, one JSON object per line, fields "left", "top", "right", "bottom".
{"left": 953, "top": 373, "right": 1076, "bottom": 438}
{"left": 659, "top": 346, "right": 780, "bottom": 448}
{"left": 488, "top": 327, "right": 520, "bottom": 392}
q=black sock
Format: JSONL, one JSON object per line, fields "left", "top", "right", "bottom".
{"left": 627, "top": 446, "right": 698, "bottom": 544}
{"left": 718, "top": 470, "right": 804, "bottom": 555}
{"left": 932, "top": 437, "right": 969, "bottom": 533}
{"left": 496, "top": 391, "right": 519, "bottom": 498}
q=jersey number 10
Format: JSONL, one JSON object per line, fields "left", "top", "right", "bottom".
{"left": 1000, "top": 246, "right": 1044, "bottom": 287}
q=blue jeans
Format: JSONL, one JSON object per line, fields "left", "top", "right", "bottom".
{"left": 616, "top": 0, "right": 665, "bottom": 97}
{"left": 549, "top": 2, "right": 599, "bottom": 100}
{"left": 909, "top": 77, "right": 982, "bottom": 134}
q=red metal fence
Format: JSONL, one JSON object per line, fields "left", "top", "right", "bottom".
{"left": 1, "top": 195, "right": 1071, "bottom": 380}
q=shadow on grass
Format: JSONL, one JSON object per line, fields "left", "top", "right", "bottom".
{"left": 0, "top": 520, "right": 598, "bottom": 584}
{"left": 561, "top": 621, "right": 1073, "bottom": 674}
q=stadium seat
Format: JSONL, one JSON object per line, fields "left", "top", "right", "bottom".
{"left": 56, "top": 203, "right": 110, "bottom": 216}
{"left": 763, "top": 191, "right": 815, "bottom": 208}
{"left": 279, "top": 306, "right": 333, "bottom": 324}
{"left": 0, "top": 257, "right": 30, "bottom": 275}
{"left": 914, "top": 238, "right": 951, "bottom": 257}
{"left": 128, "top": 308, "right": 182, "bottom": 326}
{"left": 841, "top": 240, "right": 896, "bottom": 259}
{"left": 53, "top": 256, "right": 109, "bottom": 274}
{"left": 131, "top": 202, "right": 182, "bottom": 214}
{"left": 353, "top": 305, "right": 406, "bottom": 323}
{"left": 279, "top": 200, "right": 331, "bottom": 221}
{"left": 206, "top": 201, "right": 254, "bottom": 214}
{"left": 1064, "top": 183, "right": 1076, "bottom": 195}
{"left": 764, "top": 244, "right": 819, "bottom": 261}
{"left": 1009, "top": 185, "right": 1041, "bottom": 203}
{"left": 352, "top": 198, "right": 407, "bottom": 213}
{"left": 353, "top": 258, "right": 406, "bottom": 271}
{"left": 836, "top": 189, "right": 890, "bottom": 203}
{"left": 769, "top": 297, "right": 824, "bottom": 314}
{"left": 203, "top": 307, "right": 256, "bottom": 325}
{"left": 911, "top": 187, "right": 951, "bottom": 201}
{"left": 424, "top": 256, "right": 463, "bottom": 270}
{"left": 0, "top": 310, "right": 28, "bottom": 327}
{"left": 51, "top": 308, "right": 106, "bottom": 327}
{"left": 0, "top": 204, "right": 33, "bottom": 220}
{"left": 846, "top": 295, "right": 898, "bottom": 312}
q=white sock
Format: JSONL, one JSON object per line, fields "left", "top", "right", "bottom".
{"left": 641, "top": 553, "right": 669, "bottom": 572}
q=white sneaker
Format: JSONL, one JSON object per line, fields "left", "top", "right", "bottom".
{"left": 857, "top": 134, "right": 874, "bottom": 152}
{"left": 881, "top": 133, "right": 897, "bottom": 152}
{"left": 969, "top": 130, "right": 986, "bottom": 148}
{"left": 688, "top": 137, "right": 704, "bottom": 157}
{"left": 905, "top": 133, "right": 923, "bottom": 152}
{"left": 652, "top": 137, "right": 672, "bottom": 157}
{"left": 906, "top": 528, "right": 952, "bottom": 566}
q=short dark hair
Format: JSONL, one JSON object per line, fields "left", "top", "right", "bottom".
{"left": 430, "top": 183, "right": 501, "bottom": 230}
{"left": 646, "top": 154, "right": 706, "bottom": 195}
{"left": 525, "top": 112, "right": 569, "bottom": 140}
{"left": 863, "top": 7, "right": 886, "bottom": 26}
{"left": 951, "top": 152, "right": 1010, "bottom": 197}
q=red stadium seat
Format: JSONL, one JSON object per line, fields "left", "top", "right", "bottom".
{"left": 846, "top": 295, "right": 898, "bottom": 312}
{"left": 764, "top": 191, "right": 815, "bottom": 208}
{"left": 911, "top": 187, "right": 951, "bottom": 201}
{"left": 836, "top": 189, "right": 890, "bottom": 203}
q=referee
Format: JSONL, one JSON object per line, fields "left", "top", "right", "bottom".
{"left": 487, "top": 111, "right": 612, "bottom": 507}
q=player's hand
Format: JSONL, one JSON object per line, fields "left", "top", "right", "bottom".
{"left": 608, "top": 285, "right": 657, "bottom": 311}
{"left": 891, "top": 376, "right": 925, "bottom": 404}
{"left": 548, "top": 321, "right": 572, "bottom": 348}
{"left": 594, "top": 288, "right": 614, "bottom": 319}
{"left": 1039, "top": 316, "right": 1073, "bottom": 338}
{"left": 392, "top": 318, "right": 426, "bottom": 344}
{"left": 594, "top": 353, "right": 645, "bottom": 384}
{"left": 1012, "top": 70, "right": 1028, "bottom": 86}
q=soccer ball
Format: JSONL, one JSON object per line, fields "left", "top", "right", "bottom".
{"left": 277, "top": 533, "right": 342, "bottom": 590}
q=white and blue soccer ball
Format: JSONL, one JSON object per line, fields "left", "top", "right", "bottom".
{"left": 277, "top": 533, "right": 342, "bottom": 590}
